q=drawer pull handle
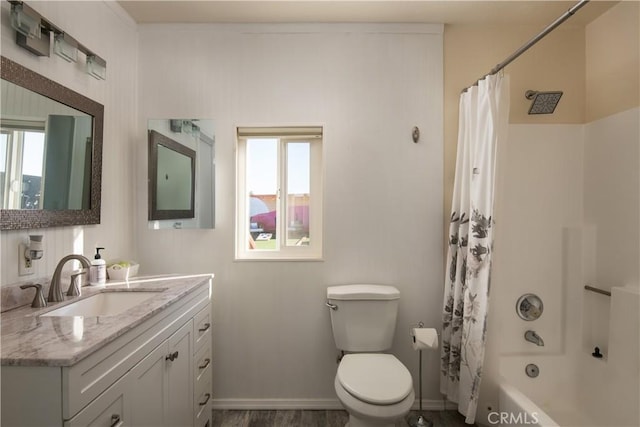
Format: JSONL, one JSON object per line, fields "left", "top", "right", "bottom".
{"left": 110, "top": 414, "right": 123, "bottom": 427}
{"left": 199, "top": 393, "right": 211, "bottom": 406}
{"left": 199, "top": 358, "right": 211, "bottom": 370}
{"left": 198, "top": 322, "right": 211, "bottom": 332}
{"left": 165, "top": 351, "right": 179, "bottom": 361}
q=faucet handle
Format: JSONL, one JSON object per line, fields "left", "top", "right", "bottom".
{"left": 19, "top": 283, "right": 47, "bottom": 308}
{"left": 67, "top": 271, "right": 87, "bottom": 297}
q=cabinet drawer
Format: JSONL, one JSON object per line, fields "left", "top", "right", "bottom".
{"left": 65, "top": 373, "right": 129, "bottom": 427}
{"left": 197, "top": 411, "right": 212, "bottom": 427}
{"left": 194, "top": 373, "right": 212, "bottom": 427}
{"left": 194, "top": 305, "right": 211, "bottom": 353}
{"left": 194, "top": 343, "right": 212, "bottom": 384}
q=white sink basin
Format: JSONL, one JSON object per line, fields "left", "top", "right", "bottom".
{"left": 41, "top": 291, "right": 162, "bottom": 317}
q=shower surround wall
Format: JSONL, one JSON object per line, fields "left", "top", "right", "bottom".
{"left": 482, "top": 109, "right": 639, "bottom": 426}
{"left": 578, "top": 107, "right": 640, "bottom": 426}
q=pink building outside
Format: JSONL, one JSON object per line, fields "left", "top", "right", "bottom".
{"left": 249, "top": 195, "right": 309, "bottom": 236}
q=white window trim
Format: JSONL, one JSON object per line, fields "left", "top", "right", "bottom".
{"left": 236, "top": 127, "right": 323, "bottom": 261}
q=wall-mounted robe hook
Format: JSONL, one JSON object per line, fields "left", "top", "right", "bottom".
{"left": 412, "top": 126, "right": 420, "bottom": 143}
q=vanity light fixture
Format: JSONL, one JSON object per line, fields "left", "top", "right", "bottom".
{"left": 10, "top": 1, "right": 49, "bottom": 57}
{"left": 86, "top": 54, "right": 106, "bottom": 80}
{"left": 7, "top": 1, "right": 107, "bottom": 80}
{"left": 53, "top": 32, "right": 78, "bottom": 63}
{"left": 9, "top": 2, "right": 41, "bottom": 39}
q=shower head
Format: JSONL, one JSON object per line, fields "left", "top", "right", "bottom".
{"left": 525, "top": 90, "right": 563, "bottom": 114}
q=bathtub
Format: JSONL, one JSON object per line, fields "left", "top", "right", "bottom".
{"left": 494, "top": 286, "right": 639, "bottom": 427}
{"left": 496, "top": 356, "right": 598, "bottom": 427}
{"left": 498, "top": 383, "right": 557, "bottom": 427}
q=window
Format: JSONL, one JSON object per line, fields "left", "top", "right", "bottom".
{"left": 236, "top": 127, "right": 323, "bottom": 260}
{"left": 1, "top": 120, "right": 46, "bottom": 210}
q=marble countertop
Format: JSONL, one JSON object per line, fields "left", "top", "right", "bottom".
{"left": 1, "top": 274, "right": 212, "bottom": 367}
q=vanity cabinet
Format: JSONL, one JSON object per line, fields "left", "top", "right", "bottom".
{"left": 1, "top": 280, "right": 212, "bottom": 427}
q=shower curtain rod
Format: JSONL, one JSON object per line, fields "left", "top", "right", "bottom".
{"left": 462, "top": 0, "right": 590, "bottom": 92}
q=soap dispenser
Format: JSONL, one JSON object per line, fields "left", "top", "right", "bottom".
{"left": 89, "top": 247, "right": 106, "bottom": 285}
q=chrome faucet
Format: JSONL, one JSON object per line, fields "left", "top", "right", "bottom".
{"left": 524, "top": 330, "right": 544, "bottom": 346}
{"left": 48, "top": 254, "right": 91, "bottom": 303}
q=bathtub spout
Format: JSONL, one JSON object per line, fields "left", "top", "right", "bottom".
{"left": 524, "top": 330, "right": 544, "bottom": 346}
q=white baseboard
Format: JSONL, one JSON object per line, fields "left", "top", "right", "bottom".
{"left": 212, "top": 398, "right": 458, "bottom": 411}
{"left": 211, "top": 399, "right": 344, "bottom": 410}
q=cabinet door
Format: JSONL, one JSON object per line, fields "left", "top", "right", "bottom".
{"left": 166, "top": 319, "right": 194, "bottom": 427}
{"left": 65, "top": 373, "right": 130, "bottom": 427}
{"left": 129, "top": 341, "right": 169, "bottom": 427}
{"left": 128, "top": 320, "right": 194, "bottom": 427}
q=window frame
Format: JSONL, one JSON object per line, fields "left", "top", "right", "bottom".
{"left": 236, "top": 126, "right": 323, "bottom": 261}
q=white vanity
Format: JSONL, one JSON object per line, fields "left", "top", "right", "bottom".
{"left": 1, "top": 274, "right": 213, "bottom": 427}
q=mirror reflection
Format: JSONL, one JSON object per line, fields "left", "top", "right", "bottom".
{"left": 1, "top": 79, "right": 93, "bottom": 211}
{"left": 148, "top": 129, "right": 196, "bottom": 221}
{"left": 147, "top": 119, "right": 214, "bottom": 230}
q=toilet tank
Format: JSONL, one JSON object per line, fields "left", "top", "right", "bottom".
{"left": 327, "top": 284, "right": 400, "bottom": 352}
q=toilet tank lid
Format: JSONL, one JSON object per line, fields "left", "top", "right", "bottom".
{"left": 327, "top": 284, "right": 399, "bottom": 300}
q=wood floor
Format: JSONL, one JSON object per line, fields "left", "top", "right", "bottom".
{"left": 212, "top": 410, "right": 472, "bottom": 427}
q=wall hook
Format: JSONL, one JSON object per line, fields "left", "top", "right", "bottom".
{"left": 412, "top": 126, "right": 420, "bottom": 143}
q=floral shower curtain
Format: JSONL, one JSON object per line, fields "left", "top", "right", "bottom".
{"left": 440, "top": 74, "right": 510, "bottom": 424}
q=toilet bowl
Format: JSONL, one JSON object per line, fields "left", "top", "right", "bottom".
{"left": 334, "top": 353, "right": 414, "bottom": 427}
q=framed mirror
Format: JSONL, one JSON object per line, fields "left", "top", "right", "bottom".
{"left": 0, "top": 56, "right": 104, "bottom": 230}
{"left": 147, "top": 119, "right": 214, "bottom": 229}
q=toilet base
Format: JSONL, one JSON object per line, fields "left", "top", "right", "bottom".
{"left": 345, "top": 414, "right": 395, "bottom": 427}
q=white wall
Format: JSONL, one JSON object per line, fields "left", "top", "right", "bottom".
{"left": 0, "top": 1, "right": 138, "bottom": 285}
{"left": 136, "top": 23, "right": 444, "bottom": 406}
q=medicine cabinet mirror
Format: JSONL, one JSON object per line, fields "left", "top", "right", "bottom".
{"left": 147, "top": 119, "right": 214, "bottom": 230}
{"left": 0, "top": 56, "right": 104, "bottom": 230}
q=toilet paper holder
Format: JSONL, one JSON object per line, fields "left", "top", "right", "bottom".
{"left": 408, "top": 320, "right": 433, "bottom": 427}
{"left": 410, "top": 321, "right": 425, "bottom": 337}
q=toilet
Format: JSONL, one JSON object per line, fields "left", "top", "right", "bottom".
{"left": 327, "top": 284, "right": 414, "bottom": 427}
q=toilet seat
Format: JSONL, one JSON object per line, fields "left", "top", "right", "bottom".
{"left": 334, "top": 376, "right": 415, "bottom": 426}
{"left": 337, "top": 354, "right": 413, "bottom": 405}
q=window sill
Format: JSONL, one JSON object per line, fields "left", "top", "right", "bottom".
{"left": 234, "top": 255, "right": 324, "bottom": 262}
